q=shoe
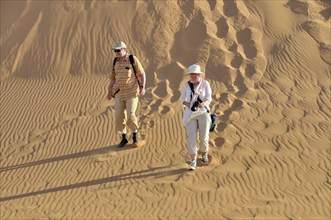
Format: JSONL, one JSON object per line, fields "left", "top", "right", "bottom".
{"left": 118, "top": 134, "right": 128, "bottom": 148}
{"left": 202, "top": 154, "right": 209, "bottom": 164}
{"left": 189, "top": 159, "right": 197, "bottom": 170}
{"left": 133, "top": 132, "right": 138, "bottom": 144}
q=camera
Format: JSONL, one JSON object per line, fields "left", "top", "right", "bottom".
{"left": 191, "top": 100, "right": 201, "bottom": 111}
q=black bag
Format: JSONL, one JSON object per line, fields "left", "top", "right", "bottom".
{"left": 209, "top": 113, "right": 217, "bottom": 132}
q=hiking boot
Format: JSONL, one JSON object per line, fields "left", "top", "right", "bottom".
{"left": 202, "top": 154, "right": 209, "bottom": 164}
{"left": 133, "top": 132, "right": 138, "bottom": 144}
{"left": 118, "top": 134, "right": 128, "bottom": 148}
{"left": 189, "top": 159, "right": 197, "bottom": 170}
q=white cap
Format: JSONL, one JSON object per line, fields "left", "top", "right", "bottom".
{"left": 186, "top": 64, "right": 203, "bottom": 74}
{"left": 113, "top": 41, "right": 127, "bottom": 49}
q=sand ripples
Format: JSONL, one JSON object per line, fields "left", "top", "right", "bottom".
{"left": 1, "top": 0, "right": 330, "bottom": 219}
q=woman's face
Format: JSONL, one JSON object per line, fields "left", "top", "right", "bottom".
{"left": 189, "top": 73, "right": 201, "bottom": 83}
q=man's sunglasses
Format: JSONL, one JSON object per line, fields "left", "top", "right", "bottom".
{"left": 114, "top": 49, "right": 121, "bottom": 53}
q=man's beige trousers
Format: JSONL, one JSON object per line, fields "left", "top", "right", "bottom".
{"left": 115, "top": 93, "right": 139, "bottom": 134}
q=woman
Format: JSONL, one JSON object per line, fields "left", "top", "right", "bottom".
{"left": 180, "top": 64, "right": 212, "bottom": 170}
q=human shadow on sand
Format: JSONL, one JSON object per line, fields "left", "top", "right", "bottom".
{"left": 0, "top": 143, "right": 137, "bottom": 172}
{"left": 0, "top": 165, "right": 188, "bottom": 202}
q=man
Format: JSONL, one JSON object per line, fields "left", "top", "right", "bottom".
{"left": 107, "top": 41, "right": 146, "bottom": 147}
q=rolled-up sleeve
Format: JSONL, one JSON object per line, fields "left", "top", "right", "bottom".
{"left": 180, "top": 85, "right": 186, "bottom": 105}
{"left": 180, "top": 83, "right": 191, "bottom": 106}
{"left": 204, "top": 81, "right": 212, "bottom": 102}
{"left": 110, "top": 68, "right": 116, "bottom": 81}
{"left": 133, "top": 56, "right": 145, "bottom": 76}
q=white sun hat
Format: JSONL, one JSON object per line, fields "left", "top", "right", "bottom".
{"left": 113, "top": 41, "right": 127, "bottom": 49}
{"left": 186, "top": 64, "right": 203, "bottom": 74}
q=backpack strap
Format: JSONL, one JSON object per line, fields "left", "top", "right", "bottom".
{"left": 129, "top": 55, "right": 143, "bottom": 88}
{"left": 188, "top": 81, "right": 200, "bottom": 101}
{"left": 112, "top": 57, "right": 117, "bottom": 71}
{"left": 187, "top": 81, "right": 210, "bottom": 113}
{"left": 111, "top": 57, "right": 120, "bottom": 96}
{"left": 113, "top": 55, "right": 143, "bottom": 88}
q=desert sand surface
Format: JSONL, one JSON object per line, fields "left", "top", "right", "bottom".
{"left": 0, "top": 0, "right": 330, "bottom": 219}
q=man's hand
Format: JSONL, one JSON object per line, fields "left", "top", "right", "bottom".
{"left": 107, "top": 92, "right": 113, "bottom": 100}
{"left": 139, "top": 87, "right": 145, "bottom": 96}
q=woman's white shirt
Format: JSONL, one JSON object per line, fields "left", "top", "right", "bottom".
{"left": 180, "top": 80, "right": 212, "bottom": 126}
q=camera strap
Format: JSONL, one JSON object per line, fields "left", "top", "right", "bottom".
{"left": 188, "top": 81, "right": 194, "bottom": 101}
{"left": 188, "top": 81, "right": 202, "bottom": 101}
{"left": 188, "top": 81, "right": 210, "bottom": 113}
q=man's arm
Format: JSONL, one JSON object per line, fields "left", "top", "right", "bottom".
{"left": 107, "top": 79, "right": 115, "bottom": 100}
{"left": 139, "top": 73, "right": 146, "bottom": 96}
{"left": 133, "top": 56, "right": 146, "bottom": 96}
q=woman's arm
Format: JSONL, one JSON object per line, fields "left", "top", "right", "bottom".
{"left": 199, "top": 80, "right": 212, "bottom": 108}
{"left": 180, "top": 83, "right": 190, "bottom": 108}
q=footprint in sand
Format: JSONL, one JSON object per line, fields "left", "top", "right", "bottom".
{"left": 285, "top": 0, "right": 309, "bottom": 15}
{"left": 216, "top": 16, "right": 229, "bottom": 38}
{"left": 223, "top": 0, "right": 239, "bottom": 17}
{"left": 147, "top": 120, "right": 155, "bottom": 128}
{"left": 214, "top": 137, "right": 226, "bottom": 147}
{"left": 236, "top": 28, "right": 258, "bottom": 59}
{"left": 211, "top": 0, "right": 266, "bottom": 111}
{"left": 207, "top": 0, "right": 217, "bottom": 11}
{"left": 159, "top": 106, "right": 173, "bottom": 116}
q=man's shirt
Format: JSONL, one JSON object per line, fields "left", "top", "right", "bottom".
{"left": 110, "top": 54, "right": 145, "bottom": 100}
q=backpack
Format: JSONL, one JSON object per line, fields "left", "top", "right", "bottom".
{"left": 112, "top": 54, "right": 142, "bottom": 88}
{"left": 188, "top": 81, "right": 217, "bottom": 132}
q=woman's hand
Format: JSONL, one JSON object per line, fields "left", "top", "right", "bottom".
{"left": 199, "top": 101, "right": 209, "bottom": 108}
{"left": 182, "top": 101, "right": 190, "bottom": 108}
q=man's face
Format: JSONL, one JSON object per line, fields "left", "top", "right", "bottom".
{"left": 114, "top": 48, "right": 126, "bottom": 58}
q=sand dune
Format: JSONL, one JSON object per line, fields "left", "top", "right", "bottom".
{"left": 1, "top": 0, "right": 330, "bottom": 219}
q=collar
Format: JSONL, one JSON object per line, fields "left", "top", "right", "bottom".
{"left": 118, "top": 54, "right": 129, "bottom": 62}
